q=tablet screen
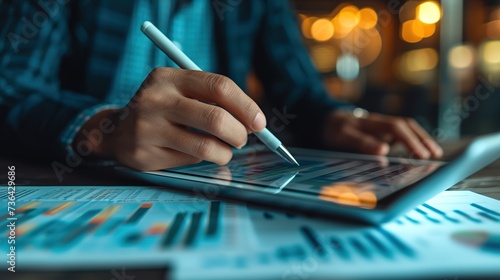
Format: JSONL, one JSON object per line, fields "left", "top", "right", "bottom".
{"left": 166, "top": 147, "right": 443, "bottom": 209}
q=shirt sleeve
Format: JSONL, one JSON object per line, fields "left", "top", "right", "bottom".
{"left": 0, "top": 2, "right": 116, "bottom": 159}
{"left": 253, "top": 0, "right": 355, "bottom": 148}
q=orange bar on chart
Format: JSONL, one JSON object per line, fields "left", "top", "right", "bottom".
{"left": 44, "top": 202, "right": 74, "bottom": 216}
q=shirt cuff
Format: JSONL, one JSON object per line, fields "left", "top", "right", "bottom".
{"left": 59, "top": 104, "right": 121, "bottom": 159}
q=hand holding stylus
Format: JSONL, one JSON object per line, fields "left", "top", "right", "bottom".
{"left": 141, "top": 21, "right": 299, "bottom": 166}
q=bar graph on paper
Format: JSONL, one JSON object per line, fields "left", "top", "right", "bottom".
{"left": 0, "top": 186, "right": 253, "bottom": 265}
{"left": 177, "top": 191, "right": 500, "bottom": 279}
{"left": 1, "top": 186, "right": 500, "bottom": 279}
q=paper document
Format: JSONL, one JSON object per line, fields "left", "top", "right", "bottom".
{"left": 1, "top": 186, "right": 499, "bottom": 279}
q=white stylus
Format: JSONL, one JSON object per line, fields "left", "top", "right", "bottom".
{"left": 141, "top": 21, "right": 299, "bottom": 166}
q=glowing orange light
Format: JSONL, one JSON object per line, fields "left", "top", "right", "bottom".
{"left": 357, "top": 8, "right": 378, "bottom": 30}
{"left": 332, "top": 16, "right": 352, "bottom": 39}
{"left": 338, "top": 5, "right": 360, "bottom": 29}
{"left": 411, "top": 20, "right": 436, "bottom": 38}
{"left": 412, "top": 20, "right": 425, "bottom": 38}
{"left": 417, "top": 1, "right": 441, "bottom": 24}
{"left": 338, "top": 192, "right": 361, "bottom": 206}
{"left": 318, "top": 183, "right": 377, "bottom": 208}
{"left": 421, "top": 22, "right": 436, "bottom": 38}
{"left": 401, "top": 20, "right": 422, "bottom": 43}
{"left": 358, "top": 192, "right": 377, "bottom": 206}
{"left": 311, "top": 18, "right": 335, "bottom": 42}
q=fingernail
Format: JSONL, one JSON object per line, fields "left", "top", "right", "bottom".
{"left": 236, "top": 137, "right": 248, "bottom": 149}
{"left": 379, "top": 143, "right": 390, "bottom": 155}
{"left": 434, "top": 145, "right": 443, "bottom": 158}
{"left": 252, "top": 113, "right": 266, "bottom": 132}
{"left": 419, "top": 149, "right": 430, "bottom": 159}
{"left": 369, "top": 142, "right": 389, "bottom": 155}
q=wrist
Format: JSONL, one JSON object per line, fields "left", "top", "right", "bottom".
{"left": 71, "top": 109, "right": 118, "bottom": 159}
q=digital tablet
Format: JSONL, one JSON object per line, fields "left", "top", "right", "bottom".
{"left": 117, "top": 132, "right": 500, "bottom": 224}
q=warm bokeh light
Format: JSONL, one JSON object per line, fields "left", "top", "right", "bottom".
{"left": 421, "top": 22, "right": 436, "bottom": 38}
{"left": 481, "top": 40, "right": 500, "bottom": 64}
{"left": 301, "top": 16, "right": 317, "bottom": 39}
{"left": 311, "top": 18, "right": 335, "bottom": 42}
{"left": 406, "top": 48, "right": 439, "bottom": 71}
{"left": 310, "top": 45, "right": 338, "bottom": 73}
{"left": 331, "top": 16, "right": 352, "bottom": 39}
{"left": 486, "top": 20, "right": 500, "bottom": 39}
{"left": 478, "top": 40, "right": 500, "bottom": 84}
{"left": 318, "top": 183, "right": 377, "bottom": 209}
{"left": 449, "top": 45, "right": 475, "bottom": 69}
{"left": 413, "top": 21, "right": 436, "bottom": 38}
{"left": 410, "top": 20, "right": 425, "bottom": 38}
{"left": 397, "top": 48, "right": 439, "bottom": 84}
{"left": 417, "top": 1, "right": 441, "bottom": 24}
{"left": 401, "top": 19, "right": 436, "bottom": 43}
{"left": 357, "top": 8, "right": 378, "bottom": 30}
{"left": 337, "top": 192, "right": 361, "bottom": 206}
{"left": 402, "top": 20, "right": 423, "bottom": 43}
{"left": 320, "top": 185, "right": 353, "bottom": 198}
{"left": 358, "top": 192, "right": 377, "bottom": 206}
{"left": 338, "top": 5, "right": 360, "bottom": 29}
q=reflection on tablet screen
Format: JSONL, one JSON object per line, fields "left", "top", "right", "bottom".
{"left": 167, "top": 148, "right": 442, "bottom": 209}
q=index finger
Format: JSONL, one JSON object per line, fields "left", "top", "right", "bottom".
{"left": 360, "top": 114, "right": 431, "bottom": 159}
{"left": 406, "top": 119, "right": 443, "bottom": 158}
{"left": 176, "top": 70, "right": 267, "bottom": 132}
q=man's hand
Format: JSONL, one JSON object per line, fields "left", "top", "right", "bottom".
{"left": 73, "top": 68, "right": 267, "bottom": 171}
{"left": 323, "top": 110, "right": 443, "bottom": 159}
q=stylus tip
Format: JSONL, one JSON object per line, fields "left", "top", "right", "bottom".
{"left": 276, "top": 145, "right": 300, "bottom": 166}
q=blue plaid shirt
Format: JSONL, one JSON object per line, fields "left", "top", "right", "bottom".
{"left": 0, "top": 0, "right": 351, "bottom": 159}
